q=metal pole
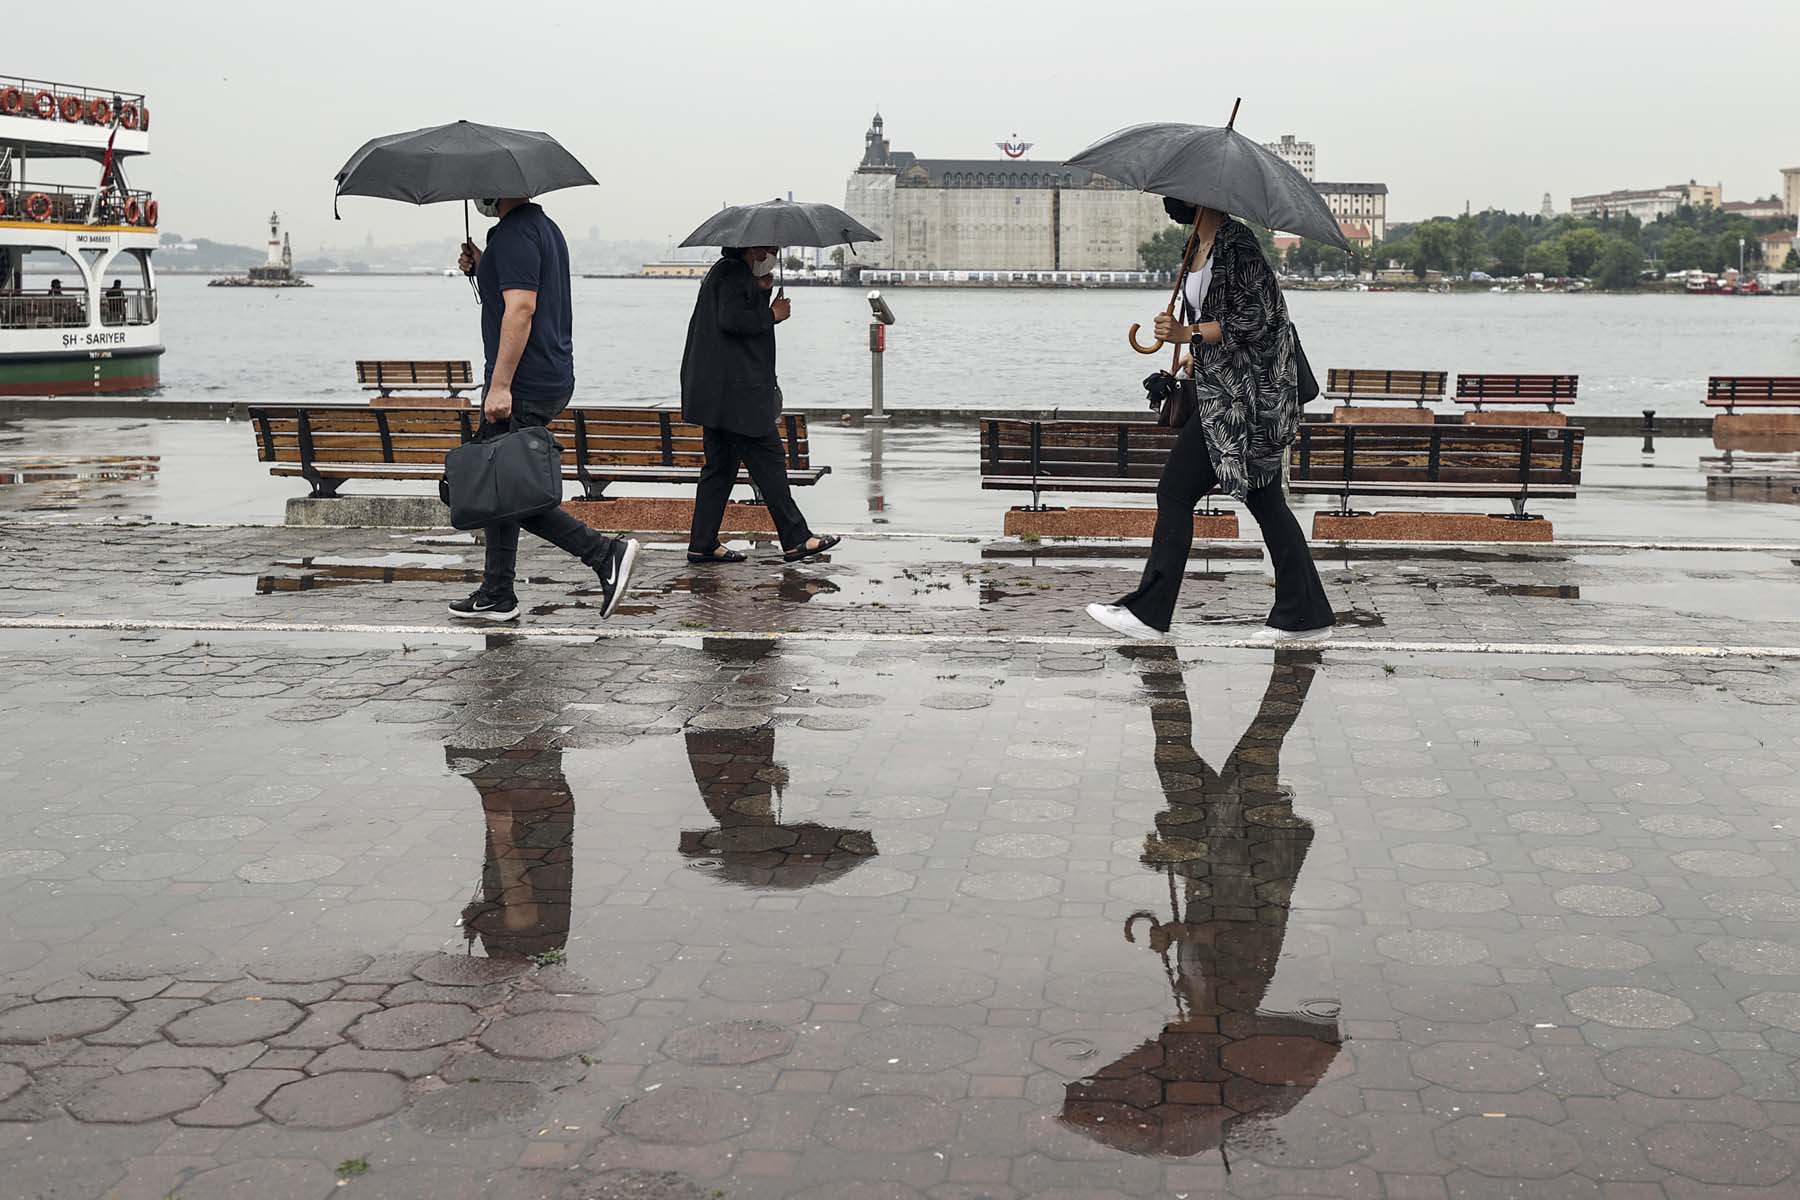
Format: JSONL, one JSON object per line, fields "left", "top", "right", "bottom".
{"left": 868, "top": 322, "right": 887, "bottom": 423}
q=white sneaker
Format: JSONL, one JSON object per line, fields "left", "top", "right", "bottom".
{"left": 1251, "top": 624, "right": 1333, "bottom": 644}
{"left": 1086, "top": 603, "right": 1163, "bottom": 641}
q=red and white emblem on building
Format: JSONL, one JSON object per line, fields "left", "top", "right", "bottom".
{"left": 997, "top": 134, "right": 1033, "bottom": 159}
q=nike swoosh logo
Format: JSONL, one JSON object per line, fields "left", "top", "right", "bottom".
{"left": 603, "top": 564, "right": 617, "bottom": 586}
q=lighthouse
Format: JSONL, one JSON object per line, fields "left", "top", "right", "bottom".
{"left": 265, "top": 212, "right": 283, "bottom": 268}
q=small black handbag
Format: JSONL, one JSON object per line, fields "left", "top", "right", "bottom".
{"left": 439, "top": 421, "right": 564, "bottom": 531}
{"left": 1144, "top": 370, "right": 1198, "bottom": 429}
{"left": 1293, "top": 325, "right": 1320, "bottom": 405}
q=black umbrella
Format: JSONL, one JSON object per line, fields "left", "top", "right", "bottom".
{"left": 1069, "top": 100, "right": 1349, "bottom": 357}
{"left": 1068, "top": 104, "right": 1349, "bottom": 252}
{"left": 334, "top": 120, "right": 597, "bottom": 297}
{"left": 678, "top": 198, "right": 880, "bottom": 252}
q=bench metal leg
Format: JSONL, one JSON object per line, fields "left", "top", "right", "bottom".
{"left": 304, "top": 475, "right": 343, "bottom": 499}
{"left": 580, "top": 478, "right": 609, "bottom": 501}
{"left": 1499, "top": 497, "right": 1543, "bottom": 521}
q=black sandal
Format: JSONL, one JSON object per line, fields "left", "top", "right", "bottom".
{"left": 686, "top": 544, "right": 747, "bottom": 564}
{"left": 782, "top": 535, "right": 841, "bottom": 563}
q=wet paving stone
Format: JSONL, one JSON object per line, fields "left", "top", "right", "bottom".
{"left": 3, "top": 597, "right": 1800, "bottom": 1194}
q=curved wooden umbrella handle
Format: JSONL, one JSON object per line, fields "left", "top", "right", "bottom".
{"left": 1128, "top": 322, "right": 1166, "bottom": 354}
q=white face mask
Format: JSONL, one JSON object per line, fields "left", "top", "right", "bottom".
{"left": 750, "top": 252, "right": 778, "bottom": 277}
{"left": 474, "top": 198, "right": 502, "bottom": 219}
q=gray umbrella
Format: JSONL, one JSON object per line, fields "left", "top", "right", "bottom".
{"left": 334, "top": 120, "right": 596, "bottom": 299}
{"left": 334, "top": 120, "right": 597, "bottom": 214}
{"left": 678, "top": 199, "right": 880, "bottom": 250}
{"left": 1068, "top": 108, "right": 1351, "bottom": 252}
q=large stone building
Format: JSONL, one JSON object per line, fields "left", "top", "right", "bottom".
{"left": 1571, "top": 180, "right": 1721, "bottom": 223}
{"left": 1315, "top": 183, "right": 1388, "bottom": 245}
{"left": 1783, "top": 167, "right": 1800, "bottom": 217}
{"left": 843, "top": 114, "right": 1166, "bottom": 271}
{"left": 1263, "top": 135, "right": 1315, "bottom": 181}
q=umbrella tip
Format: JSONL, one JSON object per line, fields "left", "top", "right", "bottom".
{"left": 1227, "top": 98, "right": 1241, "bottom": 130}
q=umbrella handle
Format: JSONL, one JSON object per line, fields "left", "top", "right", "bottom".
{"left": 1128, "top": 322, "right": 1166, "bottom": 355}
{"left": 1129, "top": 223, "right": 1203, "bottom": 355}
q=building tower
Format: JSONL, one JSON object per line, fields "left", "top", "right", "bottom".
{"left": 1540, "top": 192, "right": 1554, "bottom": 220}
{"left": 265, "top": 212, "right": 283, "bottom": 268}
{"left": 1782, "top": 167, "right": 1800, "bottom": 218}
{"left": 1262, "top": 134, "right": 1315, "bottom": 182}
{"left": 862, "top": 112, "right": 892, "bottom": 169}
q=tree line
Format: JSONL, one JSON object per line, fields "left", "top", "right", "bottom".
{"left": 1140, "top": 203, "right": 1797, "bottom": 287}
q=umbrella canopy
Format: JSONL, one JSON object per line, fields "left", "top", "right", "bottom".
{"left": 334, "top": 120, "right": 596, "bottom": 210}
{"left": 1069, "top": 120, "right": 1351, "bottom": 252}
{"left": 679, "top": 198, "right": 880, "bottom": 250}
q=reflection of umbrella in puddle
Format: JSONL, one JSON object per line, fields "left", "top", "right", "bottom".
{"left": 1060, "top": 648, "right": 1341, "bottom": 1160}
{"left": 680, "top": 727, "right": 874, "bottom": 889}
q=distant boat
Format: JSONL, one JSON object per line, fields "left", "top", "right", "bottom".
{"left": 1, "top": 70, "right": 164, "bottom": 394}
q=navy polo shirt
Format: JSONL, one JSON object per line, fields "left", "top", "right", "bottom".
{"left": 477, "top": 202, "right": 574, "bottom": 400}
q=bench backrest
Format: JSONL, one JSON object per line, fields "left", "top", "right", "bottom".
{"left": 979, "top": 418, "right": 1178, "bottom": 484}
{"left": 250, "top": 405, "right": 811, "bottom": 471}
{"left": 355, "top": 360, "right": 476, "bottom": 393}
{"left": 1705, "top": 376, "right": 1800, "bottom": 408}
{"left": 1455, "top": 373, "right": 1579, "bottom": 408}
{"left": 1325, "top": 369, "right": 1448, "bottom": 404}
{"left": 1291, "top": 424, "right": 1583, "bottom": 486}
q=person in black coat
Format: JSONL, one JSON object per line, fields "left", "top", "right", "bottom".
{"left": 680, "top": 246, "right": 840, "bottom": 564}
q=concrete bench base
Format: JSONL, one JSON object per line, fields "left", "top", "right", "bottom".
{"left": 1332, "top": 405, "right": 1433, "bottom": 425}
{"left": 285, "top": 495, "right": 451, "bottom": 528}
{"left": 1313, "top": 510, "right": 1554, "bottom": 543}
{"left": 1713, "top": 412, "right": 1800, "bottom": 452}
{"left": 564, "top": 496, "right": 775, "bottom": 535}
{"left": 1465, "top": 410, "right": 1568, "bottom": 428}
{"left": 1003, "top": 506, "right": 1239, "bottom": 540}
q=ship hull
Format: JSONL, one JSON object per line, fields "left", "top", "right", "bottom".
{"left": 0, "top": 347, "right": 163, "bottom": 395}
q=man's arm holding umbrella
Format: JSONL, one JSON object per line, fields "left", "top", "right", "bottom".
{"left": 718, "top": 266, "right": 789, "bottom": 334}
{"left": 477, "top": 227, "right": 541, "bottom": 422}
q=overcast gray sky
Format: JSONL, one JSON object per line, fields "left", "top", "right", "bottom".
{"left": 19, "top": 0, "right": 1796, "bottom": 251}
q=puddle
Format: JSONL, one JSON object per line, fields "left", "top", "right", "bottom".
{"left": 0, "top": 455, "right": 160, "bottom": 487}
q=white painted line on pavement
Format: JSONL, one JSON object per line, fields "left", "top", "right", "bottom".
{"left": 1, "top": 616, "right": 1797, "bottom": 660}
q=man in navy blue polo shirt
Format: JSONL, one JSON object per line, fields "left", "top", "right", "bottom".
{"left": 449, "top": 196, "right": 638, "bottom": 623}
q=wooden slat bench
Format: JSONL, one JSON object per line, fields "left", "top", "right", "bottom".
{"left": 1290, "top": 422, "right": 1583, "bottom": 541}
{"left": 978, "top": 418, "right": 1237, "bottom": 538}
{"left": 1324, "top": 368, "right": 1448, "bottom": 426}
{"left": 248, "top": 404, "right": 827, "bottom": 500}
{"left": 1704, "top": 376, "right": 1800, "bottom": 454}
{"left": 1454, "top": 372, "right": 1578, "bottom": 426}
{"left": 1703, "top": 376, "right": 1800, "bottom": 413}
{"left": 355, "top": 359, "right": 476, "bottom": 400}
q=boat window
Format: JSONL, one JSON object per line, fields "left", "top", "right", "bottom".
{"left": 101, "top": 250, "right": 157, "bottom": 327}
{"left": 1, "top": 248, "right": 88, "bottom": 330}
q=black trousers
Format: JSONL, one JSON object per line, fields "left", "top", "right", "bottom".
{"left": 688, "top": 427, "right": 812, "bottom": 554}
{"left": 1118, "top": 416, "right": 1333, "bottom": 633}
{"left": 481, "top": 394, "right": 617, "bottom": 596}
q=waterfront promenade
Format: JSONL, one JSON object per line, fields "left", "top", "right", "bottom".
{"left": 1, "top": 513, "right": 1799, "bottom": 1198}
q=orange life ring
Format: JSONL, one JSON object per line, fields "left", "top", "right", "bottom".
{"left": 118, "top": 102, "right": 139, "bottom": 130}
{"left": 0, "top": 194, "right": 8, "bottom": 218}
{"left": 25, "top": 193, "right": 51, "bottom": 222}
{"left": 58, "top": 94, "right": 84, "bottom": 123}
{"left": 139, "top": 106, "right": 150, "bottom": 132}
{"left": 124, "top": 197, "right": 141, "bottom": 225}
{"left": 88, "top": 98, "right": 110, "bottom": 125}
{"left": 0, "top": 87, "right": 22, "bottom": 116}
{"left": 31, "top": 90, "right": 55, "bottom": 119}
{"left": 145, "top": 200, "right": 159, "bottom": 227}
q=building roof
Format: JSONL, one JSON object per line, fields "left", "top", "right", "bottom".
{"left": 895, "top": 157, "right": 1120, "bottom": 189}
{"left": 1724, "top": 200, "right": 1781, "bottom": 211}
{"left": 1314, "top": 182, "right": 1387, "bottom": 195}
{"left": 1762, "top": 230, "right": 1795, "bottom": 242}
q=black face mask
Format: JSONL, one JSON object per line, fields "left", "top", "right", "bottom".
{"left": 1163, "top": 196, "right": 1199, "bottom": 225}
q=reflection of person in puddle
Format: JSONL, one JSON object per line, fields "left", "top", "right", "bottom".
{"left": 1061, "top": 647, "right": 1340, "bottom": 1159}
{"left": 450, "top": 740, "right": 574, "bottom": 960}
{"left": 681, "top": 726, "right": 876, "bottom": 888}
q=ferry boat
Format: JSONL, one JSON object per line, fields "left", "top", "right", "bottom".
{"left": 0, "top": 73, "right": 160, "bottom": 395}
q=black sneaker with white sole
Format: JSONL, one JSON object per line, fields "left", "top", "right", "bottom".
{"left": 447, "top": 588, "right": 520, "bottom": 622}
{"left": 596, "top": 538, "right": 640, "bottom": 619}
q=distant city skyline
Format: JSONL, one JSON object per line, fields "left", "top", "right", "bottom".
{"left": 12, "top": 0, "right": 1795, "bottom": 252}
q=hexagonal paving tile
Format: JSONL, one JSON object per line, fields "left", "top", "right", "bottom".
{"left": 67, "top": 1067, "right": 219, "bottom": 1123}
{"left": 261, "top": 1071, "right": 408, "bottom": 1128}
{"left": 478, "top": 1011, "right": 606, "bottom": 1060}
{"left": 348, "top": 1002, "right": 481, "bottom": 1051}
{"left": 164, "top": 998, "right": 304, "bottom": 1047}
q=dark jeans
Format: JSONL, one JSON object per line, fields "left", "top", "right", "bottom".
{"left": 481, "top": 393, "right": 616, "bottom": 597}
{"left": 688, "top": 426, "right": 812, "bottom": 554}
{"left": 1119, "top": 416, "right": 1333, "bottom": 633}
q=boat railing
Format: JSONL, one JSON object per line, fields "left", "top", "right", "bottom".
{"left": 0, "top": 290, "right": 90, "bottom": 329}
{"left": 99, "top": 288, "right": 156, "bottom": 327}
{"left": 0, "top": 183, "right": 156, "bottom": 228}
{"left": 0, "top": 76, "right": 147, "bottom": 126}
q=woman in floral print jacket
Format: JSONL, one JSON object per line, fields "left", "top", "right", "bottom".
{"left": 1088, "top": 198, "right": 1335, "bottom": 643}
